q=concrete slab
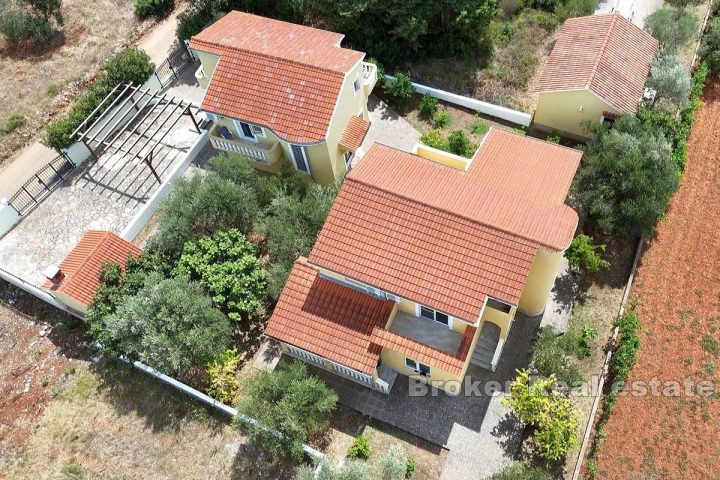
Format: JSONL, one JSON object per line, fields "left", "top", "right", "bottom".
{"left": 539, "top": 257, "right": 580, "bottom": 334}
{"left": 391, "top": 312, "right": 463, "bottom": 354}
{"left": 594, "top": 0, "right": 662, "bottom": 28}
{"left": 354, "top": 96, "right": 421, "bottom": 162}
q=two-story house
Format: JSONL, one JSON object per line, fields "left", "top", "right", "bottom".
{"left": 264, "top": 129, "right": 582, "bottom": 393}
{"left": 188, "top": 12, "right": 377, "bottom": 185}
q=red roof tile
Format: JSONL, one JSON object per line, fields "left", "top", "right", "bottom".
{"left": 265, "top": 259, "right": 395, "bottom": 375}
{"left": 42, "top": 231, "right": 142, "bottom": 308}
{"left": 189, "top": 12, "right": 365, "bottom": 143}
{"left": 308, "top": 129, "right": 581, "bottom": 321}
{"left": 339, "top": 116, "right": 371, "bottom": 151}
{"left": 537, "top": 13, "right": 659, "bottom": 113}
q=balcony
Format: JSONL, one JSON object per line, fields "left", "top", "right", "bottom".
{"left": 361, "top": 62, "right": 378, "bottom": 95}
{"left": 208, "top": 124, "right": 283, "bottom": 166}
{"left": 389, "top": 312, "right": 464, "bottom": 355}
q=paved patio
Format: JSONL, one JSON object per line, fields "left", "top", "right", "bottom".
{"left": 354, "top": 95, "right": 421, "bottom": 162}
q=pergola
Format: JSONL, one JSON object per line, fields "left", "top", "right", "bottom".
{"left": 70, "top": 82, "right": 201, "bottom": 183}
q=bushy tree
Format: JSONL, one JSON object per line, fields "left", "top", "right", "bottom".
{"left": 644, "top": 8, "right": 698, "bottom": 52}
{"left": 646, "top": 53, "right": 692, "bottom": 108}
{"left": 135, "top": 0, "right": 174, "bottom": 18}
{"left": 0, "top": 9, "right": 53, "bottom": 43}
{"left": 91, "top": 273, "right": 232, "bottom": 375}
{"left": 206, "top": 348, "right": 241, "bottom": 403}
{"left": 383, "top": 73, "right": 415, "bottom": 109}
{"left": 294, "top": 458, "right": 371, "bottom": 480}
{"left": 22, "top": 0, "right": 63, "bottom": 24}
{"left": 576, "top": 116, "right": 678, "bottom": 239}
{"left": 236, "top": 361, "right": 338, "bottom": 461}
{"left": 418, "top": 94, "right": 439, "bottom": 119}
{"left": 502, "top": 370, "right": 580, "bottom": 460}
{"left": 565, "top": 234, "right": 610, "bottom": 276}
{"left": 447, "top": 129, "right": 475, "bottom": 157}
{"left": 174, "top": 229, "right": 266, "bottom": 321}
{"left": 701, "top": 16, "right": 720, "bottom": 72}
{"left": 150, "top": 173, "right": 260, "bottom": 260}
{"left": 664, "top": 0, "right": 703, "bottom": 10}
{"left": 378, "top": 445, "right": 408, "bottom": 480}
{"left": 206, "top": 152, "right": 258, "bottom": 190}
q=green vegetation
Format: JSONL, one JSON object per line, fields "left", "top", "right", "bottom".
{"left": 91, "top": 273, "right": 232, "bottom": 375}
{"left": 503, "top": 370, "right": 580, "bottom": 460}
{"left": 647, "top": 53, "right": 692, "bottom": 108}
{"left": 664, "top": 0, "right": 704, "bottom": 10}
{"left": 236, "top": 361, "right": 338, "bottom": 462}
{"left": 418, "top": 94, "right": 439, "bottom": 119}
{"left": 379, "top": 445, "right": 410, "bottom": 480}
{"left": 295, "top": 444, "right": 412, "bottom": 480}
{"left": 701, "top": 17, "right": 720, "bottom": 72}
{"left": 419, "top": 129, "right": 476, "bottom": 158}
{"left": 489, "top": 462, "right": 552, "bottom": 480}
{"left": 576, "top": 115, "right": 679, "bottom": 239}
{"left": 432, "top": 110, "right": 452, "bottom": 128}
{"left": 347, "top": 435, "right": 371, "bottom": 460}
{"left": 45, "top": 48, "right": 154, "bottom": 150}
{"left": 383, "top": 73, "right": 415, "bottom": 110}
{"left": 135, "top": 0, "right": 173, "bottom": 18}
{"left": 0, "top": 9, "right": 54, "bottom": 43}
{"left": 644, "top": 8, "right": 698, "bottom": 52}
{"left": 531, "top": 326, "right": 583, "bottom": 385}
{"left": 206, "top": 348, "right": 241, "bottom": 403}
{"left": 174, "top": 229, "right": 267, "bottom": 321}
{"left": 566, "top": 234, "right": 610, "bottom": 276}
{"left": 702, "top": 334, "right": 720, "bottom": 356}
{"left": 471, "top": 118, "right": 489, "bottom": 136}
{"left": 1, "top": 113, "right": 27, "bottom": 135}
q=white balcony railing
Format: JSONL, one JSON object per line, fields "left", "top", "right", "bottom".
{"left": 208, "top": 124, "right": 282, "bottom": 165}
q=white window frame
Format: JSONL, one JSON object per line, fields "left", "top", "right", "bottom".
{"left": 233, "top": 120, "right": 258, "bottom": 143}
{"left": 405, "top": 358, "right": 431, "bottom": 376}
{"left": 250, "top": 124, "right": 265, "bottom": 137}
{"left": 416, "top": 304, "right": 453, "bottom": 329}
{"left": 353, "top": 75, "right": 361, "bottom": 94}
{"left": 290, "top": 144, "right": 312, "bottom": 175}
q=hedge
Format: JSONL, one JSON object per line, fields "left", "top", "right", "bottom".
{"left": 44, "top": 48, "right": 155, "bottom": 151}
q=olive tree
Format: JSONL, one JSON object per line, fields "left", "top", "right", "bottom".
{"left": 701, "top": 16, "right": 720, "bottom": 72}
{"left": 646, "top": 53, "right": 692, "bottom": 108}
{"left": 644, "top": 8, "right": 698, "bottom": 52}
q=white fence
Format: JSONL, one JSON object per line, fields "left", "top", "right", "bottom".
{"left": 384, "top": 75, "right": 532, "bottom": 127}
{"left": 120, "top": 129, "right": 209, "bottom": 242}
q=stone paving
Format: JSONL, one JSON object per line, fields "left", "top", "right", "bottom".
{"left": 353, "top": 95, "right": 421, "bottom": 163}
{"left": 0, "top": 114, "right": 201, "bottom": 287}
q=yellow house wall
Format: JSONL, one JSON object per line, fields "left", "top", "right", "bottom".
{"left": 482, "top": 306, "right": 514, "bottom": 339}
{"left": 414, "top": 145, "right": 469, "bottom": 170}
{"left": 53, "top": 291, "right": 88, "bottom": 316}
{"left": 518, "top": 249, "right": 564, "bottom": 316}
{"left": 213, "top": 116, "right": 284, "bottom": 174}
{"left": 534, "top": 90, "right": 620, "bottom": 138}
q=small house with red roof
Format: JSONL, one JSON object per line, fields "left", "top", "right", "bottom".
{"left": 42, "top": 231, "right": 141, "bottom": 315}
{"left": 188, "top": 12, "right": 375, "bottom": 185}
{"left": 534, "top": 13, "right": 658, "bottom": 139}
{"left": 264, "top": 129, "right": 582, "bottom": 393}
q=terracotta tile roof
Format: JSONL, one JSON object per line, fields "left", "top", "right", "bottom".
{"left": 309, "top": 129, "right": 581, "bottom": 321}
{"left": 369, "top": 328, "right": 468, "bottom": 375}
{"left": 264, "top": 259, "right": 395, "bottom": 375}
{"left": 189, "top": 12, "right": 365, "bottom": 143}
{"left": 339, "top": 116, "right": 371, "bottom": 151}
{"left": 42, "top": 231, "right": 142, "bottom": 308}
{"left": 537, "top": 13, "right": 658, "bottom": 113}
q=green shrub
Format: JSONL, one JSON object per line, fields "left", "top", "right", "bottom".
{"left": 174, "top": 229, "right": 267, "bottom": 321}
{"left": 471, "top": 118, "right": 489, "bottom": 136}
{"left": 383, "top": 73, "right": 414, "bottom": 109}
{"left": 546, "top": 134, "right": 561, "bottom": 144}
{"left": 406, "top": 457, "right": 417, "bottom": 477}
{"left": 419, "top": 94, "right": 439, "bottom": 119}
{"left": 489, "top": 462, "right": 552, "bottom": 480}
{"left": 566, "top": 234, "right": 610, "bottom": 276}
{"left": 432, "top": 110, "right": 451, "bottom": 128}
{"left": 347, "top": 435, "right": 371, "bottom": 459}
{"left": 562, "top": 323, "right": 598, "bottom": 358}
{"left": 135, "top": 0, "right": 174, "bottom": 18}
{"left": 378, "top": 445, "right": 408, "bottom": 479}
{"left": 24, "top": 0, "right": 64, "bottom": 24}
{"left": 447, "top": 130, "right": 475, "bottom": 157}
{"left": 644, "top": 8, "right": 698, "bottom": 52}
{"left": 44, "top": 48, "right": 154, "bottom": 150}
{"left": 1, "top": 113, "right": 27, "bottom": 134}
{"left": 531, "top": 326, "right": 583, "bottom": 386}
{"left": 0, "top": 10, "right": 54, "bottom": 44}
{"left": 419, "top": 129, "right": 448, "bottom": 151}
{"left": 702, "top": 334, "right": 720, "bottom": 356}
{"left": 206, "top": 153, "right": 258, "bottom": 190}
{"left": 236, "top": 361, "right": 338, "bottom": 462}
{"left": 609, "top": 310, "right": 641, "bottom": 380}
{"left": 702, "top": 17, "right": 720, "bottom": 72}
{"left": 177, "top": 6, "right": 214, "bottom": 42}
{"left": 206, "top": 348, "right": 241, "bottom": 403}
{"left": 502, "top": 370, "right": 580, "bottom": 460}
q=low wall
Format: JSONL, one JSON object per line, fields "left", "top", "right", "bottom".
{"left": 120, "top": 129, "right": 209, "bottom": 242}
{"left": 0, "top": 199, "right": 21, "bottom": 240}
{"left": 0, "top": 266, "right": 83, "bottom": 319}
{"left": 384, "top": 75, "right": 532, "bottom": 127}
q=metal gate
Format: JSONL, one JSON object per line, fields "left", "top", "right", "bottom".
{"left": 154, "top": 43, "right": 196, "bottom": 89}
{"left": 8, "top": 155, "right": 75, "bottom": 215}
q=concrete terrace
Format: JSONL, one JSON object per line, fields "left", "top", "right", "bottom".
{"left": 0, "top": 110, "right": 202, "bottom": 288}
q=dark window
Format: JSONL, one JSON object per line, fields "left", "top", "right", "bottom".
{"left": 239, "top": 121, "right": 254, "bottom": 139}
{"left": 435, "top": 312, "right": 450, "bottom": 325}
{"left": 486, "top": 298, "right": 513, "bottom": 314}
{"left": 418, "top": 363, "right": 431, "bottom": 376}
{"left": 291, "top": 144, "right": 310, "bottom": 173}
{"left": 420, "top": 306, "right": 434, "bottom": 320}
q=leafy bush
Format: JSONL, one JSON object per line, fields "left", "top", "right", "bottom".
{"left": 418, "top": 94, "right": 439, "bottom": 119}
{"left": 432, "top": 110, "right": 451, "bottom": 128}
{"left": 1, "top": 113, "right": 27, "bottom": 134}
{"left": 503, "top": 370, "right": 580, "bottom": 460}
{"left": 150, "top": 173, "right": 260, "bottom": 261}
{"left": 294, "top": 458, "right": 371, "bottom": 480}
{"left": 236, "top": 361, "right": 338, "bottom": 462}
{"left": 44, "top": 48, "right": 154, "bottom": 150}
{"left": 646, "top": 53, "right": 692, "bottom": 108}
{"left": 347, "top": 435, "right": 371, "bottom": 460}
{"left": 206, "top": 152, "right": 258, "bottom": 190}
{"left": 367, "top": 57, "right": 385, "bottom": 88}
{"left": 174, "top": 229, "right": 266, "bottom": 321}
{"left": 489, "top": 462, "right": 552, "bottom": 480}
{"left": 91, "top": 273, "right": 232, "bottom": 375}
{"left": 0, "top": 9, "right": 54, "bottom": 44}
{"left": 447, "top": 130, "right": 476, "bottom": 157}
{"left": 419, "top": 129, "right": 448, "bottom": 151}
{"left": 701, "top": 17, "right": 720, "bottom": 72}
{"left": 379, "top": 445, "right": 408, "bottom": 480}
{"left": 531, "top": 326, "right": 583, "bottom": 386}
{"left": 664, "top": 0, "right": 704, "bottom": 10}
{"left": 644, "top": 8, "right": 698, "bottom": 52}
{"left": 206, "top": 348, "right": 241, "bottom": 403}
{"left": 383, "top": 73, "right": 414, "bottom": 109}
{"left": 609, "top": 310, "right": 641, "bottom": 380}
{"left": 135, "top": 0, "right": 174, "bottom": 18}
{"left": 545, "top": 134, "right": 561, "bottom": 144}
{"left": 406, "top": 457, "right": 417, "bottom": 477}
{"left": 24, "top": 0, "right": 64, "bottom": 24}
{"left": 471, "top": 118, "right": 489, "bottom": 136}
{"left": 576, "top": 115, "right": 679, "bottom": 239}
{"left": 566, "top": 234, "right": 610, "bottom": 276}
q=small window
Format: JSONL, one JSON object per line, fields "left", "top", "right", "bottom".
{"left": 405, "top": 358, "right": 430, "bottom": 376}
{"left": 435, "top": 312, "right": 450, "bottom": 326}
{"left": 250, "top": 125, "right": 264, "bottom": 136}
{"left": 238, "top": 121, "right": 255, "bottom": 139}
{"left": 290, "top": 144, "right": 310, "bottom": 174}
{"left": 405, "top": 358, "right": 418, "bottom": 370}
{"left": 353, "top": 77, "right": 361, "bottom": 92}
{"left": 419, "top": 305, "right": 450, "bottom": 326}
{"left": 486, "top": 298, "right": 513, "bottom": 314}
